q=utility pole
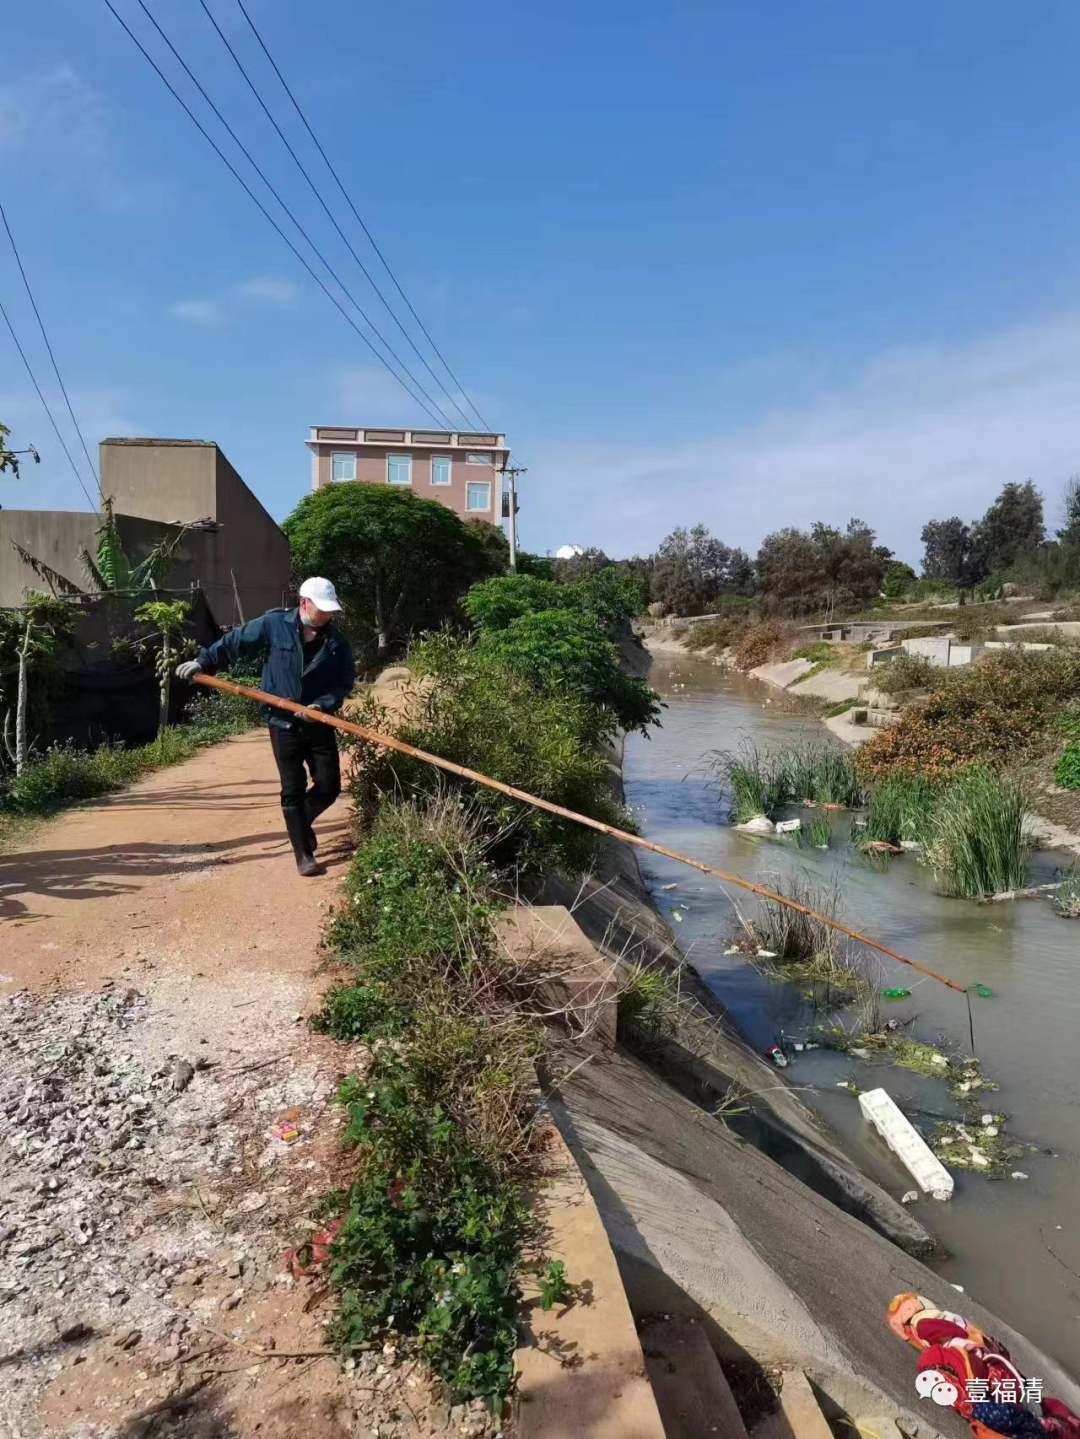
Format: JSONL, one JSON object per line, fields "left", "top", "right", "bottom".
{"left": 501, "top": 463, "right": 526, "bottom": 570}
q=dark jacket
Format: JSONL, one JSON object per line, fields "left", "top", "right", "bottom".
{"left": 198, "top": 607, "right": 355, "bottom": 729}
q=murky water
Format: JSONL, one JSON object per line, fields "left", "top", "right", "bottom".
{"left": 624, "top": 651, "right": 1080, "bottom": 1372}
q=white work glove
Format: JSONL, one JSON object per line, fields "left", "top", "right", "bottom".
{"left": 176, "top": 659, "right": 203, "bottom": 681}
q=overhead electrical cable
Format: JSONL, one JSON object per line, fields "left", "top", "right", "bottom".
{"left": 0, "top": 296, "right": 99, "bottom": 510}
{"left": 0, "top": 202, "right": 101, "bottom": 492}
{"left": 127, "top": 0, "right": 459, "bottom": 429}
{"left": 232, "top": 0, "right": 494, "bottom": 434}
{"left": 197, "top": 0, "right": 476, "bottom": 430}
{"left": 102, "top": 0, "right": 457, "bottom": 428}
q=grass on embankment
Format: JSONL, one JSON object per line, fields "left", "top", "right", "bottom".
{"left": 0, "top": 682, "right": 261, "bottom": 847}
{"left": 309, "top": 798, "right": 568, "bottom": 1411}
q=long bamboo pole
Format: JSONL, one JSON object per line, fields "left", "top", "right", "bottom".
{"left": 193, "top": 672, "right": 968, "bottom": 994}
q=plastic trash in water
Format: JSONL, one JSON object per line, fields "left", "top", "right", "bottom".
{"left": 970, "top": 983, "right": 995, "bottom": 998}
{"left": 766, "top": 1045, "right": 789, "bottom": 1068}
{"left": 882, "top": 987, "right": 911, "bottom": 1001}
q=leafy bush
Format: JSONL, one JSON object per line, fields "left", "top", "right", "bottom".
{"left": 949, "top": 603, "right": 1008, "bottom": 643}
{"left": 346, "top": 635, "right": 625, "bottom": 868}
{"left": 1054, "top": 741, "right": 1080, "bottom": 790}
{"left": 465, "top": 566, "right": 644, "bottom": 640}
{"left": 328, "top": 1047, "right": 530, "bottom": 1407}
{"left": 463, "top": 575, "right": 568, "bottom": 631}
{"left": 924, "top": 767, "right": 1029, "bottom": 898}
{"left": 858, "top": 647, "right": 1080, "bottom": 779}
{"left": 478, "top": 608, "right": 661, "bottom": 737}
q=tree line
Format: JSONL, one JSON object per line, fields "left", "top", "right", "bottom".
{"left": 548, "top": 475, "right": 1080, "bottom": 617}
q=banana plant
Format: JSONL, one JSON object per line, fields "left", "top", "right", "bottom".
{"left": 133, "top": 600, "right": 193, "bottom": 730}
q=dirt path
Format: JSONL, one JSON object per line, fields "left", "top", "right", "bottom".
{"left": 0, "top": 735, "right": 481, "bottom": 1439}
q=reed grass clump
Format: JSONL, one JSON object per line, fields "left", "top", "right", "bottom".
{"left": 923, "top": 766, "right": 1029, "bottom": 898}
{"left": 860, "top": 773, "right": 935, "bottom": 847}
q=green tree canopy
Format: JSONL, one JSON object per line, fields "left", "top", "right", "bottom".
{"left": 921, "top": 516, "right": 975, "bottom": 584}
{"left": 651, "top": 524, "right": 754, "bottom": 616}
{"left": 283, "top": 485, "right": 503, "bottom": 664}
{"left": 970, "top": 480, "right": 1045, "bottom": 576}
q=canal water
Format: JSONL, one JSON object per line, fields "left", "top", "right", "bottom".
{"left": 623, "top": 650, "right": 1080, "bottom": 1373}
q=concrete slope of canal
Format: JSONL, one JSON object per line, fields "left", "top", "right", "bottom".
{"left": 624, "top": 648, "right": 1080, "bottom": 1374}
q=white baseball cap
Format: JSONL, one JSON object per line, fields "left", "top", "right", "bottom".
{"left": 298, "top": 576, "right": 342, "bottom": 612}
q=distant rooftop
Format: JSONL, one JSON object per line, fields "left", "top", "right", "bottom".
{"left": 102, "top": 437, "right": 216, "bottom": 448}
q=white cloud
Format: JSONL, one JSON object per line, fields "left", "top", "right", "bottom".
{"left": 234, "top": 275, "right": 299, "bottom": 307}
{"left": 530, "top": 310, "right": 1080, "bottom": 562}
{"left": 0, "top": 65, "right": 166, "bottom": 216}
{"left": 168, "top": 299, "right": 225, "bottom": 327}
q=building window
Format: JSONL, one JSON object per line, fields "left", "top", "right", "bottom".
{"left": 387, "top": 454, "right": 412, "bottom": 485}
{"left": 466, "top": 481, "right": 491, "bottom": 512}
{"left": 331, "top": 451, "right": 356, "bottom": 481}
{"left": 466, "top": 452, "right": 493, "bottom": 465}
{"left": 430, "top": 455, "right": 452, "bottom": 486}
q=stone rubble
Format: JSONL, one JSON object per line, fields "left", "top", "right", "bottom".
{"left": 0, "top": 983, "right": 504, "bottom": 1437}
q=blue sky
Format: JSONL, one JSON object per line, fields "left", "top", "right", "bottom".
{"left": 4, "top": 0, "right": 1080, "bottom": 563}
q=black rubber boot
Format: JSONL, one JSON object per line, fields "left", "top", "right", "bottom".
{"left": 284, "top": 806, "right": 325, "bottom": 877}
{"left": 304, "top": 790, "right": 336, "bottom": 852}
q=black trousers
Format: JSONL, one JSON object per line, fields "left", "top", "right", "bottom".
{"left": 268, "top": 721, "right": 341, "bottom": 821}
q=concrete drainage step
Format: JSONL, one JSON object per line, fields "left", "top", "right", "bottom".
{"left": 751, "top": 1372, "right": 834, "bottom": 1439}
{"left": 639, "top": 1317, "right": 749, "bottom": 1439}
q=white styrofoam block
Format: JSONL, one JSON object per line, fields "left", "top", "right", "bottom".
{"left": 858, "top": 1087, "right": 954, "bottom": 1201}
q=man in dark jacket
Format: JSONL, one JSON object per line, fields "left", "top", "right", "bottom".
{"left": 177, "top": 577, "right": 354, "bottom": 876}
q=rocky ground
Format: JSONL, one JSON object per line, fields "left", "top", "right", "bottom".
{"left": 0, "top": 734, "right": 502, "bottom": 1439}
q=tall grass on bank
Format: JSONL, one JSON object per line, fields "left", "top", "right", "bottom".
{"left": 924, "top": 766, "right": 1029, "bottom": 898}
{"left": 0, "top": 679, "right": 260, "bottom": 827}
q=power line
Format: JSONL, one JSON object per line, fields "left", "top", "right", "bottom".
{"left": 102, "top": 0, "right": 455, "bottom": 430}
{"left": 127, "top": 0, "right": 460, "bottom": 431}
{"left": 232, "top": 0, "right": 494, "bottom": 435}
{"left": 0, "top": 296, "right": 99, "bottom": 510}
{"left": 0, "top": 203, "right": 100, "bottom": 491}
{"left": 197, "top": 0, "right": 476, "bottom": 432}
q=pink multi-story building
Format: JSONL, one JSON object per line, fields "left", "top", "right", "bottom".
{"left": 305, "top": 425, "right": 511, "bottom": 524}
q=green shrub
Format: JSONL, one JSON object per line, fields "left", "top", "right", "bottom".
{"left": 328, "top": 1047, "right": 530, "bottom": 1407}
{"left": 309, "top": 797, "right": 548, "bottom": 1410}
{"left": 478, "top": 608, "right": 660, "bottom": 737}
{"left": 347, "top": 635, "right": 628, "bottom": 868}
{"left": 1054, "top": 740, "right": 1080, "bottom": 790}
{"left": 858, "top": 646, "right": 1080, "bottom": 779}
{"left": 463, "top": 574, "right": 569, "bottom": 631}
{"left": 326, "top": 799, "right": 500, "bottom": 980}
{"left": 924, "top": 767, "right": 1029, "bottom": 898}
